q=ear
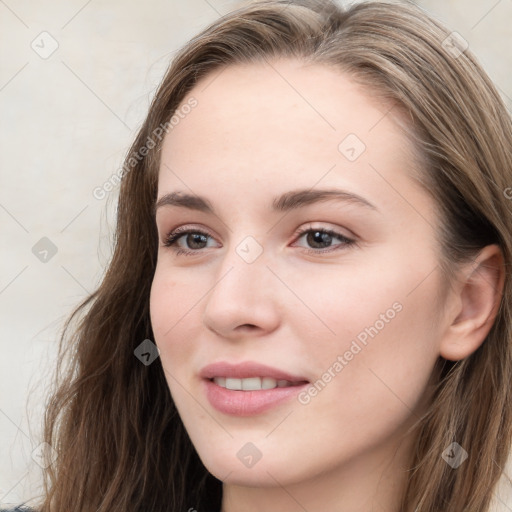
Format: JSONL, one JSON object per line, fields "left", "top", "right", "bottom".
{"left": 440, "top": 244, "right": 505, "bottom": 361}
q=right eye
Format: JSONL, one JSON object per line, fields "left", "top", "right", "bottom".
{"left": 162, "top": 227, "right": 220, "bottom": 256}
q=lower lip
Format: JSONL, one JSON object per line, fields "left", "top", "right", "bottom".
{"left": 203, "top": 379, "right": 309, "bottom": 416}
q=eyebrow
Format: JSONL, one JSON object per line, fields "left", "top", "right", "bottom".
{"left": 154, "top": 188, "right": 377, "bottom": 215}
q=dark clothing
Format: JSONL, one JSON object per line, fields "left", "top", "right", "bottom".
{"left": 0, "top": 507, "right": 35, "bottom": 512}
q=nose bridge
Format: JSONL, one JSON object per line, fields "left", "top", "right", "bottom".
{"left": 202, "top": 234, "right": 280, "bottom": 335}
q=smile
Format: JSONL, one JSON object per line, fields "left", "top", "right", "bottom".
{"left": 200, "top": 361, "right": 310, "bottom": 415}
{"left": 212, "top": 376, "right": 307, "bottom": 390}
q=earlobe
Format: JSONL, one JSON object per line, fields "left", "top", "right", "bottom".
{"left": 440, "top": 244, "right": 505, "bottom": 362}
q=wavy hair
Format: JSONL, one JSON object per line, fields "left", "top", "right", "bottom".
{"left": 34, "top": 1, "right": 512, "bottom": 511}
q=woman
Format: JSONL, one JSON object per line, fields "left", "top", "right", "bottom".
{"left": 8, "top": 0, "right": 512, "bottom": 511}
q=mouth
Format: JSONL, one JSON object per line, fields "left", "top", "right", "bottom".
{"left": 210, "top": 376, "right": 308, "bottom": 390}
{"left": 200, "top": 361, "right": 310, "bottom": 416}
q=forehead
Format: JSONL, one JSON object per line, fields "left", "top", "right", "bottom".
{"left": 157, "top": 59, "right": 425, "bottom": 217}
{"left": 164, "top": 60, "right": 404, "bottom": 155}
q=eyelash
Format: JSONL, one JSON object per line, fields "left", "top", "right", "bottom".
{"left": 161, "top": 224, "right": 356, "bottom": 257}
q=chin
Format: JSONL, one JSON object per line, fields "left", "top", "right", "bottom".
{"left": 197, "top": 444, "right": 306, "bottom": 487}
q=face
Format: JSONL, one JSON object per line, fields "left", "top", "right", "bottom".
{"left": 150, "top": 59, "right": 451, "bottom": 488}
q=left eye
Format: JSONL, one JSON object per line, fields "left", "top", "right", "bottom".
{"left": 293, "top": 227, "right": 355, "bottom": 252}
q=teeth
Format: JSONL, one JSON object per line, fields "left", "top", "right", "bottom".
{"left": 261, "top": 377, "right": 277, "bottom": 389}
{"left": 213, "top": 377, "right": 299, "bottom": 390}
{"left": 242, "top": 377, "right": 262, "bottom": 391}
{"left": 225, "top": 378, "right": 242, "bottom": 390}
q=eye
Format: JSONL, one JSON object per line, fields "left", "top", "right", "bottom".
{"left": 162, "top": 227, "right": 219, "bottom": 256}
{"left": 292, "top": 225, "right": 356, "bottom": 253}
{"left": 161, "top": 224, "right": 356, "bottom": 257}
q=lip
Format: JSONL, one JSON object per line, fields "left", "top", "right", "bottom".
{"left": 200, "top": 361, "right": 310, "bottom": 416}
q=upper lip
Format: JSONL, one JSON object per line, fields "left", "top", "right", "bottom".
{"left": 200, "top": 361, "right": 309, "bottom": 382}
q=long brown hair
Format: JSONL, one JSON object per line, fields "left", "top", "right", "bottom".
{"left": 34, "top": 1, "right": 512, "bottom": 511}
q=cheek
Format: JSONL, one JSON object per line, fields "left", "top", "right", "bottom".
{"left": 302, "top": 267, "right": 442, "bottom": 431}
{"left": 149, "top": 263, "right": 216, "bottom": 387}
{"left": 149, "top": 268, "right": 197, "bottom": 359}
{"left": 149, "top": 272, "right": 172, "bottom": 342}
{"left": 289, "top": 255, "right": 442, "bottom": 410}
{"left": 279, "top": 256, "right": 414, "bottom": 358}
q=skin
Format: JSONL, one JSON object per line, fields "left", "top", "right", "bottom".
{"left": 149, "top": 59, "right": 503, "bottom": 512}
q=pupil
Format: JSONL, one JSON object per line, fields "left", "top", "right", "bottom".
{"left": 308, "top": 231, "right": 332, "bottom": 248}
{"left": 188, "top": 233, "right": 207, "bottom": 249}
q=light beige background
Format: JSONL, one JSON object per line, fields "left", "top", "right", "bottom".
{"left": 1, "top": 0, "right": 511, "bottom": 508}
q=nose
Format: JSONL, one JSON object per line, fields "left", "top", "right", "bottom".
{"left": 202, "top": 243, "right": 281, "bottom": 339}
